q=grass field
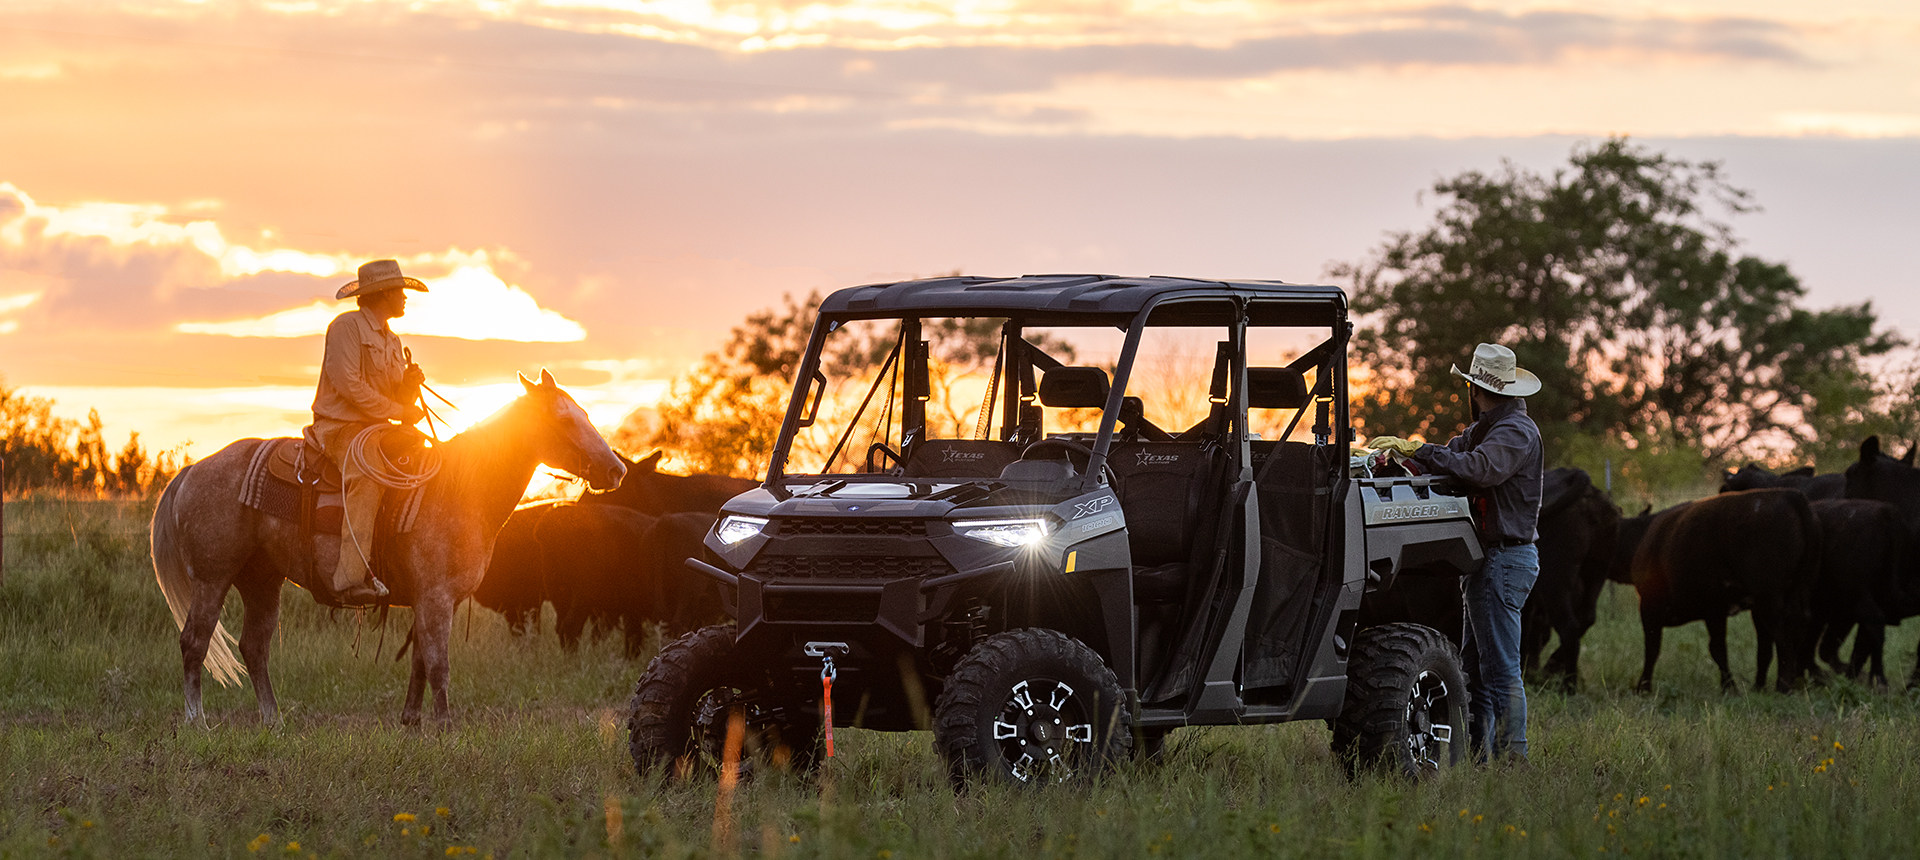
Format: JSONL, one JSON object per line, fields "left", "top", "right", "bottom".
{"left": 5, "top": 495, "right": 1920, "bottom": 859}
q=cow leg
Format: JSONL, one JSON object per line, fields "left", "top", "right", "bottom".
{"left": 1819, "top": 620, "right": 1854, "bottom": 678}
{"left": 1909, "top": 638, "right": 1920, "bottom": 691}
{"left": 1705, "top": 615, "right": 1737, "bottom": 693}
{"left": 1849, "top": 623, "right": 1888, "bottom": 688}
{"left": 234, "top": 573, "right": 284, "bottom": 726}
{"left": 1750, "top": 616, "right": 1772, "bottom": 693}
{"left": 555, "top": 603, "right": 587, "bottom": 651}
{"left": 1635, "top": 610, "right": 1663, "bottom": 694}
{"left": 1545, "top": 624, "right": 1582, "bottom": 693}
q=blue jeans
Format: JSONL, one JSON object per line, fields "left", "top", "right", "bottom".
{"left": 1462, "top": 543, "right": 1539, "bottom": 761}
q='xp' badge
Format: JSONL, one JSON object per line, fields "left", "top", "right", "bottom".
{"left": 1071, "top": 496, "right": 1116, "bottom": 519}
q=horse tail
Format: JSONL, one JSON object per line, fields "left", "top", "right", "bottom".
{"left": 151, "top": 464, "right": 247, "bottom": 687}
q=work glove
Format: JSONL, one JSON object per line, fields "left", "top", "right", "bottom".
{"left": 401, "top": 402, "right": 427, "bottom": 425}
{"left": 403, "top": 363, "right": 427, "bottom": 387}
{"left": 1367, "top": 435, "right": 1425, "bottom": 458}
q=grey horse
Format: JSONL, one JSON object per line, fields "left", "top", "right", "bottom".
{"left": 151, "top": 370, "right": 627, "bottom": 726}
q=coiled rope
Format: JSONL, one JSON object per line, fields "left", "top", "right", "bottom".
{"left": 346, "top": 423, "right": 443, "bottom": 490}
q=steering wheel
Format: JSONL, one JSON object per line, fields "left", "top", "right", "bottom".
{"left": 1020, "top": 438, "right": 1117, "bottom": 486}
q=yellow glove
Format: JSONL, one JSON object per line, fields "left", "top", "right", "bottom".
{"left": 1368, "top": 435, "right": 1425, "bottom": 458}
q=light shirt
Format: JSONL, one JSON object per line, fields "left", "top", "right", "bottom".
{"left": 306, "top": 307, "right": 408, "bottom": 450}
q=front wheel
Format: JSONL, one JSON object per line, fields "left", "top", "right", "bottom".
{"left": 932, "top": 628, "right": 1132, "bottom": 787}
{"left": 626, "top": 625, "right": 816, "bottom": 779}
{"left": 1331, "top": 623, "right": 1469, "bottom": 779}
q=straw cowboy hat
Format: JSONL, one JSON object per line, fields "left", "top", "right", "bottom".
{"left": 1450, "top": 342, "right": 1542, "bottom": 397}
{"left": 336, "top": 259, "right": 428, "bottom": 301}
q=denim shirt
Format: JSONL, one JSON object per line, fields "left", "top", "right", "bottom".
{"left": 1412, "top": 397, "right": 1544, "bottom": 544}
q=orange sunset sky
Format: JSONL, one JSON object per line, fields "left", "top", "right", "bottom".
{"left": 3, "top": 0, "right": 1918, "bottom": 461}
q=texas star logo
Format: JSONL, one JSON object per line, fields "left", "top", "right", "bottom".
{"left": 1071, "top": 496, "right": 1117, "bottom": 519}
{"left": 942, "top": 448, "right": 987, "bottom": 461}
{"left": 1134, "top": 451, "right": 1181, "bottom": 466}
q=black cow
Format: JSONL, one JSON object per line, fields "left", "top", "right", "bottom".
{"left": 643, "top": 511, "right": 725, "bottom": 635}
{"left": 586, "top": 451, "right": 757, "bottom": 515}
{"left": 1807, "top": 498, "right": 1912, "bottom": 686}
{"left": 1613, "top": 489, "right": 1821, "bottom": 693}
{"left": 1720, "top": 464, "right": 1845, "bottom": 500}
{"left": 1521, "top": 468, "right": 1620, "bottom": 692}
{"left": 537, "top": 503, "right": 660, "bottom": 657}
{"left": 473, "top": 499, "right": 563, "bottom": 635}
{"left": 1841, "top": 436, "right": 1920, "bottom": 689}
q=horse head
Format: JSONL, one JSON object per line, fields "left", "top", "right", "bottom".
{"left": 518, "top": 369, "right": 627, "bottom": 491}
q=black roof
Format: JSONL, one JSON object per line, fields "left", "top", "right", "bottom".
{"left": 819, "top": 274, "right": 1346, "bottom": 325}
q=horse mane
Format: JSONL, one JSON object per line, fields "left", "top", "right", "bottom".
{"left": 430, "top": 393, "right": 544, "bottom": 522}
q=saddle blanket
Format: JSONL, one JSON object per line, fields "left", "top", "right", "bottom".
{"left": 236, "top": 438, "right": 426, "bottom": 535}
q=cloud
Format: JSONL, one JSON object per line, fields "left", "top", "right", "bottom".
{"left": 0, "top": 182, "right": 588, "bottom": 343}
{"left": 177, "top": 262, "right": 589, "bottom": 342}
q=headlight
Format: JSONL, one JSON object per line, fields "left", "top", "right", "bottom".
{"left": 715, "top": 515, "right": 769, "bottom": 546}
{"left": 953, "top": 518, "right": 1051, "bottom": 548}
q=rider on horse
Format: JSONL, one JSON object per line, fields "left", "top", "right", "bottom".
{"left": 305, "top": 259, "right": 429, "bottom": 606}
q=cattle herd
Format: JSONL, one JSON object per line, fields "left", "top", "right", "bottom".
{"left": 472, "top": 452, "right": 753, "bottom": 657}
{"left": 474, "top": 439, "right": 1920, "bottom": 692}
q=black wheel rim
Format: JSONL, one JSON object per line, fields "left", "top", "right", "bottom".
{"left": 992, "top": 678, "right": 1096, "bottom": 783}
{"left": 1404, "top": 669, "right": 1455, "bottom": 773}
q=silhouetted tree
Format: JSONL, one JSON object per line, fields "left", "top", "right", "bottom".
{"left": 1333, "top": 137, "right": 1899, "bottom": 462}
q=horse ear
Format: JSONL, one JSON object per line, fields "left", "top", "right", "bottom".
{"left": 519, "top": 372, "right": 536, "bottom": 394}
{"left": 1903, "top": 446, "right": 1915, "bottom": 467}
{"left": 538, "top": 368, "right": 556, "bottom": 389}
{"left": 1638, "top": 504, "right": 1652, "bottom": 517}
{"left": 1860, "top": 435, "right": 1882, "bottom": 464}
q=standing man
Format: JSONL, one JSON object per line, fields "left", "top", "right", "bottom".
{"left": 1369, "top": 343, "right": 1544, "bottom": 764}
{"left": 305, "top": 259, "right": 428, "bottom": 606}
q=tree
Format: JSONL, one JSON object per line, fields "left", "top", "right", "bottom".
{"left": 1333, "top": 137, "right": 1900, "bottom": 462}
{"left": 0, "top": 379, "right": 178, "bottom": 496}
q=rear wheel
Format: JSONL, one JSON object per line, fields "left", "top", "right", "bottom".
{"left": 933, "top": 628, "right": 1132, "bottom": 787}
{"left": 1332, "top": 623, "right": 1468, "bottom": 779}
{"left": 626, "top": 625, "right": 816, "bottom": 779}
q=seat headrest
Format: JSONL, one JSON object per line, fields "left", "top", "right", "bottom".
{"left": 1039, "top": 367, "right": 1110, "bottom": 408}
{"left": 1248, "top": 367, "right": 1309, "bottom": 409}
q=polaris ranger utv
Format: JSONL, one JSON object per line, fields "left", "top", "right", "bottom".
{"left": 626, "top": 274, "right": 1483, "bottom": 785}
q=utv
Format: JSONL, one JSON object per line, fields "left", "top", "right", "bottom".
{"left": 626, "top": 274, "right": 1483, "bottom": 785}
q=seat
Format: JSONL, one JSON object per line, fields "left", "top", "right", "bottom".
{"left": 1108, "top": 441, "right": 1225, "bottom": 602}
{"left": 901, "top": 439, "right": 1022, "bottom": 478}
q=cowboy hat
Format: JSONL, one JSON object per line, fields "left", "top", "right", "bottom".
{"left": 336, "top": 259, "right": 428, "bottom": 301}
{"left": 1450, "top": 342, "right": 1542, "bottom": 397}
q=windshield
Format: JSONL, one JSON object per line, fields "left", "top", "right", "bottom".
{"left": 773, "top": 307, "right": 1341, "bottom": 479}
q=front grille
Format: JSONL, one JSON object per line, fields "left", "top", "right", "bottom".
{"left": 765, "top": 591, "right": 883, "bottom": 623}
{"left": 749, "top": 555, "right": 954, "bottom": 581}
{"left": 775, "top": 518, "right": 926, "bottom": 537}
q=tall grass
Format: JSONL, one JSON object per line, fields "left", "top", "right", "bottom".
{"left": 3, "top": 497, "right": 1918, "bottom": 858}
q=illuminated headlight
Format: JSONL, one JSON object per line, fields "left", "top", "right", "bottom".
{"left": 954, "top": 518, "right": 1051, "bottom": 548}
{"left": 715, "top": 515, "right": 769, "bottom": 546}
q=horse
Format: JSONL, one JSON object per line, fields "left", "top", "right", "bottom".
{"left": 151, "top": 370, "right": 627, "bottom": 725}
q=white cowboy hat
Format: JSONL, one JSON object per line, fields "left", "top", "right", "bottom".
{"left": 336, "top": 259, "right": 428, "bottom": 301}
{"left": 1450, "top": 343, "right": 1541, "bottom": 397}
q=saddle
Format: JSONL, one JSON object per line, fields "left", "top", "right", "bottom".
{"left": 238, "top": 437, "right": 430, "bottom": 597}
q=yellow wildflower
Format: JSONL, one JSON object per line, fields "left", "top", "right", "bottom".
{"left": 1418, "top": 823, "right": 1433, "bottom": 834}
{"left": 437, "top": 807, "right": 452, "bottom": 818}
{"left": 283, "top": 842, "right": 301, "bottom": 853}
{"left": 394, "top": 813, "right": 418, "bottom": 823}
{"left": 878, "top": 851, "right": 893, "bottom": 859}
{"left": 1637, "top": 797, "right": 1649, "bottom": 806}
{"left": 1834, "top": 741, "right": 1844, "bottom": 751}
{"left": 789, "top": 835, "right": 801, "bottom": 844}
{"left": 249, "top": 834, "right": 271, "bottom": 853}
{"left": 1268, "top": 824, "right": 1281, "bottom": 834}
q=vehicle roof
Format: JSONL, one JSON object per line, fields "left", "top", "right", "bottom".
{"left": 820, "top": 274, "right": 1347, "bottom": 325}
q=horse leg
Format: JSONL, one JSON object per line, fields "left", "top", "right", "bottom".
{"left": 179, "top": 577, "right": 232, "bottom": 725}
{"left": 1635, "top": 610, "right": 1663, "bottom": 694}
{"left": 1706, "top": 614, "right": 1737, "bottom": 693}
{"left": 408, "top": 597, "right": 456, "bottom": 725}
{"left": 234, "top": 572, "right": 284, "bottom": 725}
{"left": 402, "top": 629, "right": 428, "bottom": 727}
